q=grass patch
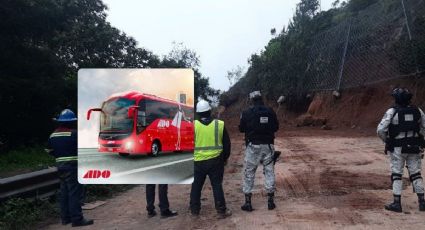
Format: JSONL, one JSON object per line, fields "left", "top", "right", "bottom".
{"left": 0, "top": 145, "right": 55, "bottom": 177}
{"left": 0, "top": 198, "right": 59, "bottom": 230}
{"left": 0, "top": 185, "right": 136, "bottom": 230}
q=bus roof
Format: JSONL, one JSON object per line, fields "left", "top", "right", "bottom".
{"left": 106, "top": 91, "right": 193, "bottom": 108}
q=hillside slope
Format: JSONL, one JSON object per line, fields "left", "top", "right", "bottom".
{"left": 306, "top": 76, "right": 425, "bottom": 130}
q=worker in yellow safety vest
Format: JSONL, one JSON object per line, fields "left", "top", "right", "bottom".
{"left": 46, "top": 109, "right": 94, "bottom": 227}
{"left": 189, "top": 100, "right": 232, "bottom": 219}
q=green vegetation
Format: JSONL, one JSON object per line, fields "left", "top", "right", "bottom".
{"left": 0, "top": 0, "right": 217, "bottom": 153}
{"left": 221, "top": 0, "right": 335, "bottom": 109}
{"left": 0, "top": 146, "right": 55, "bottom": 177}
{"left": 221, "top": 0, "right": 425, "bottom": 110}
{"left": 0, "top": 185, "right": 135, "bottom": 230}
{"left": 0, "top": 198, "right": 58, "bottom": 230}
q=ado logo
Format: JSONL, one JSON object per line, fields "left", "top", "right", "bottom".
{"left": 83, "top": 170, "right": 111, "bottom": 179}
{"left": 157, "top": 119, "right": 170, "bottom": 128}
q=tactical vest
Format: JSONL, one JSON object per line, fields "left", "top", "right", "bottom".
{"left": 244, "top": 106, "right": 276, "bottom": 144}
{"left": 251, "top": 106, "right": 274, "bottom": 134}
{"left": 388, "top": 106, "right": 422, "bottom": 151}
{"left": 194, "top": 119, "right": 224, "bottom": 162}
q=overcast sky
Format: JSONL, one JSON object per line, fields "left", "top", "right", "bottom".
{"left": 78, "top": 69, "right": 194, "bottom": 148}
{"left": 102, "top": 0, "right": 334, "bottom": 91}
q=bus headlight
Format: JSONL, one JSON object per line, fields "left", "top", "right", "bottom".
{"left": 125, "top": 141, "right": 133, "bottom": 150}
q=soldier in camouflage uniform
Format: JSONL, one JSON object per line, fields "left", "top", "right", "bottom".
{"left": 239, "top": 91, "right": 279, "bottom": 211}
{"left": 377, "top": 88, "right": 425, "bottom": 212}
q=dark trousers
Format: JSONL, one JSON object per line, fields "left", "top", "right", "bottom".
{"left": 146, "top": 184, "right": 169, "bottom": 212}
{"left": 58, "top": 169, "right": 83, "bottom": 223}
{"left": 190, "top": 157, "right": 226, "bottom": 212}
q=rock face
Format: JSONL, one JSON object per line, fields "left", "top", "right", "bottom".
{"left": 296, "top": 114, "right": 327, "bottom": 127}
{"left": 296, "top": 76, "right": 425, "bottom": 130}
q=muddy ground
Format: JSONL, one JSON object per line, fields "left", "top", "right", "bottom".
{"left": 44, "top": 127, "right": 425, "bottom": 230}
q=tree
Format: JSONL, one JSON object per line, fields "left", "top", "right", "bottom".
{"left": 346, "top": 0, "right": 378, "bottom": 12}
{"left": 0, "top": 0, "right": 160, "bottom": 149}
{"left": 298, "top": 0, "right": 320, "bottom": 18}
{"left": 160, "top": 42, "right": 219, "bottom": 104}
{"left": 226, "top": 66, "right": 245, "bottom": 86}
{"left": 223, "top": 0, "right": 335, "bottom": 109}
{"left": 163, "top": 42, "right": 200, "bottom": 69}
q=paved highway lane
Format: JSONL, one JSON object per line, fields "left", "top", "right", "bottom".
{"left": 78, "top": 149, "right": 193, "bottom": 184}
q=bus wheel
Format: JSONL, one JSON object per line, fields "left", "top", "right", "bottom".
{"left": 151, "top": 141, "right": 160, "bottom": 157}
{"left": 119, "top": 152, "right": 130, "bottom": 157}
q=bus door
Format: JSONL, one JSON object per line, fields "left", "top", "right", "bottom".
{"left": 136, "top": 99, "right": 147, "bottom": 152}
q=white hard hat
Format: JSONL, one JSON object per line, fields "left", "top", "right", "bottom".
{"left": 196, "top": 100, "right": 211, "bottom": 113}
{"left": 249, "top": 91, "right": 261, "bottom": 99}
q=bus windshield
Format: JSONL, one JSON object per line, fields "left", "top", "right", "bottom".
{"left": 100, "top": 98, "right": 135, "bottom": 133}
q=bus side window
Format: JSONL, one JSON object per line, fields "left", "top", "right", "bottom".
{"left": 145, "top": 99, "right": 157, "bottom": 124}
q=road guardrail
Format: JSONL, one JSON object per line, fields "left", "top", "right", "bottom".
{"left": 0, "top": 167, "right": 59, "bottom": 202}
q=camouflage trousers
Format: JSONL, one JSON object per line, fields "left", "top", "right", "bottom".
{"left": 242, "top": 143, "right": 275, "bottom": 194}
{"left": 389, "top": 147, "right": 424, "bottom": 195}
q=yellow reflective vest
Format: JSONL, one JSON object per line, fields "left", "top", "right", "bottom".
{"left": 194, "top": 119, "right": 224, "bottom": 162}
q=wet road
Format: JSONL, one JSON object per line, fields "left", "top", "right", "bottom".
{"left": 78, "top": 149, "right": 194, "bottom": 184}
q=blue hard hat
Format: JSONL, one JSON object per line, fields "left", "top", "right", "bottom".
{"left": 55, "top": 109, "right": 77, "bottom": 122}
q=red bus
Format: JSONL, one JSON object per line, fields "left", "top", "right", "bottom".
{"left": 87, "top": 91, "right": 194, "bottom": 156}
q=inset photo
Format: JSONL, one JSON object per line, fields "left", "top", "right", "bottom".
{"left": 78, "top": 69, "right": 194, "bottom": 184}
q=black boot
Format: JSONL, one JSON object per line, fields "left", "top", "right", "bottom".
{"left": 61, "top": 219, "right": 71, "bottom": 225}
{"left": 241, "top": 193, "right": 253, "bottom": 212}
{"left": 160, "top": 209, "right": 178, "bottom": 218}
{"left": 418, "top": 193, "right": 425, "bottom": 211}
{"left": 384, "top": 195, "right": 402, "bottom": 213}
{"left": 267, "top": 193, "right": 276, "bottom": 210}
{"left": 217, "top": 208, "right": 232, "bottom": 219}
{"left": 71, "top": 218, "right": 94, "bottom": 227}
{"left": 147, "top": 209, "right": 157, "bottom": 218}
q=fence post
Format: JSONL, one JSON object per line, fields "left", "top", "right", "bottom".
{"left": 336, "top": 19, "right": 351, "bottom": 91}
{"left": 401, "top": 0, "right": 421, "bottom": 76}
{"left": 401, "top": 0, "right": 412, "bottom": 40}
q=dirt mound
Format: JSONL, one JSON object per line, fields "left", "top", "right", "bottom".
{"left": 295, "top": 114, "right": 327, "bottom": 127}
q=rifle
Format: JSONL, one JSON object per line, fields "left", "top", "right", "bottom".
{"left": 385, "top": 139, "right": 394, "bottom": 155}
{"left": 273, "top": 151, "right": 281, "bottom": 165}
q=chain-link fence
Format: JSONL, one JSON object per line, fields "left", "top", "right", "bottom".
{"left": 304, "top": 0, "right": 425, "bottom": 92}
